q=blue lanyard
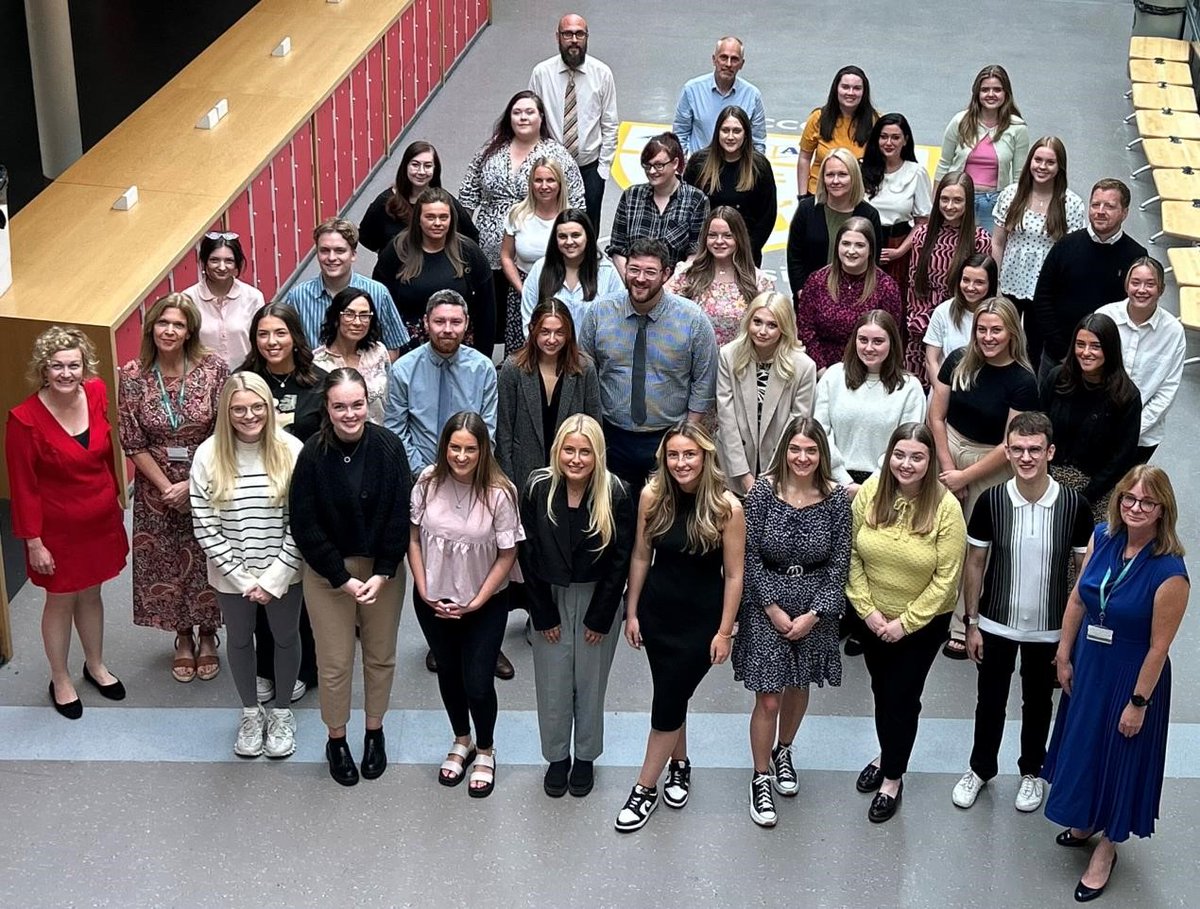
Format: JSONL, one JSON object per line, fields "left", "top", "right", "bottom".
{"left": 1098, "top": 554, "right": 1137, "bottom": 626}
{"left": 153, "top": 361, "right": 188, "bottom": 431}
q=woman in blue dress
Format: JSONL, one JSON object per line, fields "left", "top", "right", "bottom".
{"left": 1042, "top": 464, "right": 1189, "bottom": 902}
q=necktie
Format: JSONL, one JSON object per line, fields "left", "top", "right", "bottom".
{"left": 631, "top": 315, "right": 648, "bottom": 426}
{"left": 436, "top": 359, "right": 453, "bottom": 433}
{"left": 564, "top": 70, "right": 579, "bottom": 158}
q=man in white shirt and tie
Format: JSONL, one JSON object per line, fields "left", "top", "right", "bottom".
{"left": 529, "top": 13, "right": 618, "bottom": 232}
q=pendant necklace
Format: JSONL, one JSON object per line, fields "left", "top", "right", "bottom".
{"left": 342, "top": 438, "right": 363, "bottom": 464}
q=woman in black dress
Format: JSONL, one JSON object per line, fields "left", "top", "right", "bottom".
{"left": 733, "top": 417, "right": 851, "bottom": 828}
{"left": 615, "top": 422, "right": 745, "bottom": 832}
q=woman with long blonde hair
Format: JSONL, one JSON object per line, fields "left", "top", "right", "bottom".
{"left": 191, "top": 372, "right": 305, "bottom": 759}
{"left": 519, "top": 415, "right": 635, "bottom": 798}
{"left": 615, "top": 422, "right": 745, "bottom": 832}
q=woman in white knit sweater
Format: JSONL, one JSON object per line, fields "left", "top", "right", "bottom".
{"left": 191, "top": 372, "right": 305, "bottom": 759}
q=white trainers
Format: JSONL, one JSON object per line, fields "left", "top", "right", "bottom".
{"left": 234, "top": 705, "right": 266, "bottom": 757}
{"left": 263, "top": 708, "right": 297, "bottom": 759}
{"left": 951, "top": 769, "right": 987, "bottom": 808}
{"left": 291, "top": 680, "right": 307, "bottom": 702}
{"left": 256, "top": 677, "right": 274, "bottom": 704}
{"left": 614, "top": 784, "right": 658, "bottom": 832}
{"left": 1015, "top": 775, "right": 1045, "bottom": 812}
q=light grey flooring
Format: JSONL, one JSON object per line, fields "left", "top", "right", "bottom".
{"left": 4, "top": 1, "right": 1200, "bottom": 907}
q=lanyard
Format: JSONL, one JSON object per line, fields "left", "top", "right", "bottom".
{"left": 1098, "top": 554, "right": 1137, "bottom": 626}
{"left": 153, "top": 360, "right": 188, "bottom": 431}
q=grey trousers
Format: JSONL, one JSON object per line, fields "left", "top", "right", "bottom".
{"left": 217, "top": 585, "right": 303, "bottom": 709}
{"left": 530, "top": 582, "right": 622, "bottom": 762}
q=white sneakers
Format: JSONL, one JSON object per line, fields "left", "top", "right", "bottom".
{"left": 952, "top": 769, "right": 1045, "bottom": 812}
{"left": 234, "top": 705, "right": 266, "bottom": 757}
{"left": 264, "top": 708, "right": 297, "bottom": 759}
{"left": 256, "top": 677, "right": 308, "bottom": 703}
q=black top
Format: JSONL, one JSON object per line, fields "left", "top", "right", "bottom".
{"left": 251, "top": 366, "right": 329, "bottom": 443}
{"left": 567, "top": 505, "right": 592, "bottom": 576}
{"left": 682, "top": 151, "right": 778, "bottom": 266}
{"left": 939, "top": 348, "right": 1040, "bottom": 444}
{"left": 357, "top": 188, "right": 480, "bottom": 253}
{"left": 518, "top": 475, "right": 635, "bottom": 633}
{"left": 73, "top": 428, "right": 89, "bottom": 448}
{"left": 539, "top": 373, "right": 564, "bottom": 464}
{"left": 1031, "top": 230, "right": 1148, "bottom": 361}
{"left": 289, "top": 422, "right": 413, "bottom": 587}
{"left": 786, "top": 197, "right": 883, "bottom": 298}
{"left": 1040, "top": 365, "right": 1142, "bottom": 502}
{"left": 372, "top": 237, "right": 496, "bottom": 356}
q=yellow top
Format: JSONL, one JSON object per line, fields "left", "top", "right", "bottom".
{"left": 800, "top": 109, "right": 869, "bottom": 195}
{"left": 846, "top": 473, "right": 966, "bottom": 634}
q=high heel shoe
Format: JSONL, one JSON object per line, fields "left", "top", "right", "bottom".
{"left": 1074, "top": 850, "right": 1117, "bottom": 902}
{"left": 1056, "top": 828, "right": 1095, "bottom": 848}
{"left": 82, "top": 664, "right": 126, "bottom": 701}
{"left": 49, "top": 681, "right": 82, "bottom": 720}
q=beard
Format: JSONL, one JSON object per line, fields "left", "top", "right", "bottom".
{"left": 559, "top": 43, "right": 587, "bottom": 66}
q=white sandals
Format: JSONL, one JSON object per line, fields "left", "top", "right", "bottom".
{"left": 468, "top": 750, "right": 496, "bottom": 799}
{"left": 438, "top": 740, "right": 476, "bottom": 787}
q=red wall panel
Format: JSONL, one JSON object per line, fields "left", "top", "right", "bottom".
{"left": 169, "top": 254, "right": 198, "bottom": 293}
{"left": 249, "top": 169, "right": 277, "bottom": 299}
{"left": 314, "top": 98, "right": 337, "bottom": 220}
{"left": 332, "top": 79, "right": 354, "bottom": 209}
{"left": 414, "top": 1, "right": 431, "bottom": 110}
{"left": 114, "top": 306, "right": 145, "bottom": 369}
{"left": 271, "top": 142, "right": 299, "bottom": 285}
{"left": 367, "top": 41, "right": 386, "bottom": 166}
{"left": 384, "top": 20, "right": 403, "bottom": 145}
{"left": 350, "top": 59, "right": 370, "bottom": 187}
{"left": 293, "top": 122, "right": 317, "bottom": 252}
{"left": 225, "top": 190, "right": 254, "bottom": 286}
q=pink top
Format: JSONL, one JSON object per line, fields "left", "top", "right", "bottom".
{"left": 411, "top": 468, "right": 525, "bottom": 603}
{"left": 964, "top": 136, "right": 999, "bottom": 189}
{"left": 182, "top": 277, "right": 265, "bottom": 369}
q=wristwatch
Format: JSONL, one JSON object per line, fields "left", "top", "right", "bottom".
{"left": 963, "top": 614, "right": 979, "bottom": 627}
{"left": 1130, "top": 694, "right": 1151, "bottom": 708}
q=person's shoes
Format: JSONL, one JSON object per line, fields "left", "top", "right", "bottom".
{"left": 1056, "top": 828, "right": 1095, "bottom": 848}
{"left": 843, "top": 635, "right": 864, "bottom": 656}
{"left": 48, "top": 681, "right": 82, "bottom": 720}
{"left": 291, "top": 680, "right": 308, "bottom": 702}
{"left": 234, "top": 705, "right": 266, "bottom": 757}
{"left": 750, "top": 772, "right": 778, "bottom": 827}
{"left": 326, "top": 737, "right": 359, "bottom": 786}
{"left": 195, "top": 634, "right": 221, "bottom": 681}
{"left": 868, "top": 781, "right": 903, "bottom": 823}
{"left": 361, "top": 728, "right": 387, "bottom": 780}
{"left": 82, "top": 663, "right": 126, "bottom": 700}
{"left": 663, "top": 758, "right": 691, "bottom": 808}
{"left": 544, "top": 758, "right": 571, "bottom": 798}
{"left": 524, "top": 616, "right": 535, "bottom": 646}
{"left": 614, "top": 784, "right": 658, "bottom": 832}
{"left": 494, "top": 650, "right": 515, "bottom": 680}
{"left": 951, "top": 769, "right": 987, "bottom": 808}
{"left": 941, "top": 639, "right": 968, "bottom": 660}
{"left": 771, "top": 743, "right": 798, "bottom": 797}
{"left": 263, "top": 708, "right": 296, "bottom": 759}
{"left": 568, "top": 759, "right": 594, "bottom": 797}
{"left": 425, "top": 649, "right": 438, "bottom": 673}
{"left": 1074, "top": 851, "right": 1117, "bottom": 903}
{"left": 256, "top": 676, "right": 275, "bottom": 703}
{"left": 855, "top": 761, "right": 884, "bottom": 793}
{"left": 1015, "top": 775, "right": 1045, "bottom": 812}
{"left": 468, "top": 751, "right": 497, "bottom": 798}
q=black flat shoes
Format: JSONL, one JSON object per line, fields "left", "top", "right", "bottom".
{"left": 49, "top": 682, "right": 82, "bottom": 720}
{"left": 868, "top": 781, "right": 903, "bottom": 823}
{"left": 856, "top": 762, "right": 883, "bottom": 793}
{"left": 82, "top": 664, "right": 126, "bottom": 701}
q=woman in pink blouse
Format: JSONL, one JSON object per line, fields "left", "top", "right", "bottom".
{"left": 312, "top": 288, "right": 391, "bottom": 425}
{"left": 905, "top": 172, "right": 992, "bottom": 382}
{"left": 409, "top": 411, "right": 526, "bottom": 799}
{"left": 797, "top": 218, "right": 901, "bottom": 373}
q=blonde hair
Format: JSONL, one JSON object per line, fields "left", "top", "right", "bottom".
{"left": 27, "top": 326, "right": 100, "bottom": 387}
{"left": 139, "top": 294, "right": 209, "bottom": 369}
{"left": 868, "top": 423, "right": 945, "bottom": 536}
{"left": 529, "top": 414, "right": 621, "bottom": 551}
{"left": 814, "top": 148, "right": 865, "bottom": 207}
{"left": 1105, "top": 465, "right": 1185, "bottom": 557}
{"left": 726, "top": 292, "right": 800, "bottom": 383}
{"left": 644, "top": 422, "right": 732, "bottom": 553}
{"left": 205, "top": 373, "right": 296, "bottom": 506}
{"left": 508, "top": 157, "right": 569, "bottom": 228}
{"left": 950, "top": 296, "right": 1031, "bottom": 392}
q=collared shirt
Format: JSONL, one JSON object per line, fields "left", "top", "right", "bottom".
{"left": 383, "top": 343, "right": 498, "bottom": 473}
{"left": 606, "top": 182, "right": 710, "bottom": 266}
{"left": 672, "top": 73, "right": 767, "bottom": 154}
{"left": 577, "top": 290, "right": 717, "bottom": 430}
{"left": 283, "top": 272, "right": 409, "bottom": 352}
{"left": 182, "top": 277, "right": 265, "bottom": 368}
{"left": 528, "top": 54, "right": 619, "bottom": 177}
{"left": 1096, "top": 300, "right": 1186, "bottom": 445}
{"left": 1086, "top": 224, "right": 1125, "bottom": 245}
{"left": 967, "top": 478, "right": 1093, "bottom": 642}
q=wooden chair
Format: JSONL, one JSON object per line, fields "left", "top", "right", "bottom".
{"left": 1127, "top": 82, "right": 1198, "bottom": 122}
{"left": 1176, "top": 287, "right": 1200, "bottom": 365}
{"left": 1139, "top": 167, "right": 1200, "bottom": 209}
{"left": 1150, "top": 200, "right": 1200, "bottom": 244}
{"left": 1128, "top": 109, "right": 1200, "bottom": 150}
{"left": 1128, "top": 59, "right": 1193, "bottom": 87}
{"left": 1131, "top": 136, "right": 1200, "bottom": 178}
{"left": 1167, "top": 246, "right": 1200, "bottom": 285}
{"left": 1129, "top": 36, "right": 1191, "bottom": 63}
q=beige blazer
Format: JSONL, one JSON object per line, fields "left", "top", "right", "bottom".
{"left": 715, "top": 343, "right": 818, "bottom": 484}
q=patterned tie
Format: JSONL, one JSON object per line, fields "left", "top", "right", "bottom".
{"left": 631, "top": 315, "right": 648, "bottom": 425}
{"left": 563, "top": 69, "right": 579, "bottom": 158}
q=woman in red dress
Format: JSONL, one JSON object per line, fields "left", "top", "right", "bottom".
{"left": 5, "top": 327, "right": 129, "bottom": 719}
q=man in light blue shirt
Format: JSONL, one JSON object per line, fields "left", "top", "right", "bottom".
{"left": 672, "top": 36, "right": 766, "bottom": 155}
{"left": 385, "top": 289, "right": 497, "bottom": 476}
{"left": 284, "top": 217, "right": 409, "bottom": 359}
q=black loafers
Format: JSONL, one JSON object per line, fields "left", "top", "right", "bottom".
{"left": 82, "top": 664, "right": 126, "bottom": 701}
{"left": 494, "top": 650, "right": 515, "bottom": 680}
{"left": 425, "top": 649, "right": 438, "bottom": 673}
{"left": 361, "top": 728, "right": 387, "bottom": 780}
{"left": 49, "top": 682, "right": 82, "bottom": 720}
{"left": 868, "top": 781, "right": 903, "bottom": 823}
{"left": 569, "top": 759, "right": 595, "bottom": 797}
{"left": 855, "top": 762, "right": 883, "bottom": 793}
{"left": 326, "top": 737, "right": 360, "bottom": 787}
{"left": 544, "top": 758, "right": 571, "bottom": 798}
{"left": 1075, "top": 851, "right": 1117, "bottom": 902}
{"left": 1057, "top": 828, "right": 1096, "bottom": 848}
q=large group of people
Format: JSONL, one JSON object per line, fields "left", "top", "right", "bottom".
{"left": 4, "top": 13, "right": 1193, "bottom": 903}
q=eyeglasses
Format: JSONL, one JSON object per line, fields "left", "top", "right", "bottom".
{"left": 642, "top": 159, "right": 674, "bottom": 174}
{"left": 1119, "top": 493, "right": 1161, "bottom": 512}
{"left": 204, "top": 231, "right": 240, "bottom": 241}
{"left": 230, "top": 403, "right": 269, "bottom": 418}
{"left": 340, "top": 311, "right": 374, "bottom": 323}
{"left": 1006, "top": 445, "right": 1046, "bottom": 458}
{"left": 625, "top": 266, "right": 663, "bottom": 280}
{"left": 558, "top": 29, "right": 588, "bottom": 39}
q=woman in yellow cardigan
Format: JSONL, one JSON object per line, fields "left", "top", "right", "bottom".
{"left": 846, "top": 421, "right": 966, "bottom": 823}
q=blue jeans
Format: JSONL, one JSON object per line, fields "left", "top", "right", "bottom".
{"left": 975, "top": 189, "right": 1000, "bottom": 233}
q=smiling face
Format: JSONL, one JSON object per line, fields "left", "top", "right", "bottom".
{"left": 229, "top": 389, "right": 268, "bottom": 443}
{"left": 1029, "top": 146, "right": 1059, "bottom": 186}
{"left": 1126, "top": 264, "right": 1162, "bottom": 317}
{"left": 446, "top": 428, "right": 481, "bottom": 482}
{"left": 625, "top": 255, "right": 668, "bottom": 309}
{"left": 558, "top": 431, "right": 596, "bottom": 486}
{"left": 407, "top": 150, "right": 436, "bottom": 192}
{"left": 837, "top": 73, "right": 865, "bottom": 113}
{"left": 326, "top": 380, "right": 368, "bottom": 441}
{"left": 1089, "top": 188, "right": 1128, "bottom": 240}
{"left": 43, "top": 347, "right": 85, "bottom": 394}
{"left": 419, "top": 201, "right": 452, "bottom": 245}
{"left": 705, "top": 218, "right": 736, "bottom": 261}
{"left": 204, "top": 246, "right": 238, "bottom": 285}
{"left": 718, "top": 115, "right": 746, "bottom": 158}
{"left": 1073, "top": 328, "right": 1105, "bottom": 379}
{"left": 1119, "top": 480, "right": 1163, "bottom": 535}
{"left": 535, "top": 314, "right": 567, "bottom": 360}
{"left": 153, "top": 307, "right": 191, "bottom": 357}
{"left": 664, "top": 433, "right": 704, "bottom": 491}
{"left": 556, "top": 220, "right": 587, "bottom": 263}
{"left": 939, "top": 184, "right": 968, "bottom": 225}
{"left": 338, "top": 295, "right": 374, "bottom": 346}
{"left": 959, "top": 265, "right": 991, "bottom": 304}
{"left": 255, "top": 315, "right": 294, "bottom": 371}
{"left": 785, "top": 433, "right": 821, "bottom": 482}
{"left": 531, "top": 165, "right": 560, "bottom": 206}
{"left": 510, "top": 98, "right": 542, "bottom": 141}
{"left": 978, "top": 76, "right": 1006, "bottom": 111}
{"left": 316, "top": 231, "right": 356, "bottom": 282}
{"left": 837, "top": 229, "right": 870, "bottom": 274}
{"left": 975, "top": 313, "right": 1010, "bottom": 361}
{"left": 712, "top": 39, "right": 744, "bottom": 86}
{"left": 1005, "top": 431, "right": 1052, "bottom": 482}
{"left": 425, "top": 303, "right": 468, "bottom": 356}
{"left": 878, "top": 123, "right": 906, "bottom": 162}
{"left": 642, "top": 149, "right": 677, "bottom": 190}
{"left": 890, "top": 438, "right": 931, "bottom": 493}
{"left": 823, "top": 157, "right": 852, "bottom": 201}
{"left": 856, "top": 322, "right": 890, "bottom": 373}
{"left": 748, "top": 306, "right": 781, "bottom": 356}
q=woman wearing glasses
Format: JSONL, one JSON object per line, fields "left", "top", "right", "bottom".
{"left": 1042, "top": 466, "right": 1189, "bottom": 902}
{"left": 313, "top": 288, "right": 390, "bottom": 425}
{"left": 181, "top": 232, "right": 265, "bottom": 369}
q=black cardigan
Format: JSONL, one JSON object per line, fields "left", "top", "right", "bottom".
{"left": 518, "top": 474, "right": 635, "bottom": 634}
{"left": 289, "top": 423, "right": 413, "bottom": 587}
{"left": 785, "top": 197, "right": 882, "bottom": 298}
{"left": 357, "top": 187, "right": 480, "bottom": 253}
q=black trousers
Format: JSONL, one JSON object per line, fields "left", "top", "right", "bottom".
{"left": 255, "top": 600, "right": 318, "bottom": 688}
{"left": 1133, "top": 444, "right": 1158, "bottom": 465}
{"left": 603, "top": 422, "right": 666, "bottom": 498}
{"left": 969, "top": 629, "right": 1058, "bottom": 780}
{"left": 861, "top": 612, "right": 951, "bottom": 779}
{"left": 579, "top": 161, "right": 606, "bottom": 235}
{"left": 1009, "top": 296, "right": 1041, "bottom": 367}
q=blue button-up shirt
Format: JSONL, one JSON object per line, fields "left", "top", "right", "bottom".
{"left": 577, "top": 290, "right": 717, "bottom": 431}
{"left": 672, "top": 73, "right": 767, "bottom": 155}
{"left": 384, "top": 342, "right": 498, "bottom": 473}
{"left": 284, "top": 272, "right": 409, "bottom": 352}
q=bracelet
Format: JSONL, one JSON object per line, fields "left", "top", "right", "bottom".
{"left": 716, "top": 630, "right": 733, "bottom": 639}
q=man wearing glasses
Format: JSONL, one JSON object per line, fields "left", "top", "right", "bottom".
{"left": 529, "top": 13, "right": 618, "bottom": 231}
{"left": 577, "top": 238, "right": 717, "bottom": 493}
{"left": 951, "top": 411, "right": 1093, "bottom": 815}
{"left": 672, "top": 36, "right": 767, "bottom": 156}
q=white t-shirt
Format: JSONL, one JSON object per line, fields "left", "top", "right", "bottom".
{"left": 505, "top": 212, "right": 557, "bottom": 273}
{"left": 867, "top": 160, "right": 934, "bottom": 227}
{"left": 924, "top": 298, "right": 974, "bottom": 363}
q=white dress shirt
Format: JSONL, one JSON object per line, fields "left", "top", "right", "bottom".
{"left": 529, "top": 55, "right": 619, "bottom": 178}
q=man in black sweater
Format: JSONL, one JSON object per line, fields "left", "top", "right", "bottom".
{"left": 1032, "top": 178, "right": 1147, "bottom": 380}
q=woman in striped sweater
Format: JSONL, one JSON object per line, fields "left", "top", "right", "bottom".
{"left": 191, "top": 372, "right": 305, "bottom": 759}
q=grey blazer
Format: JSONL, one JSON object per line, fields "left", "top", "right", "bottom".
{"left": 715, "top": 343, "right": 818, "bottom": 484}
{"left": 496, "top": 358, "right": 603, "bottom": 493}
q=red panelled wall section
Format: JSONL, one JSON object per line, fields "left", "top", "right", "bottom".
{"left": 129, "top": 0, "right": 489, "bottom": 324}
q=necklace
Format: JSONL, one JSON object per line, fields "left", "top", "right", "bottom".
{"left": 452, "top": 480, "right": 473, "bottom": 510}
{"left": 267, "top": 369, "right": 292, "bottom": 389}
{"left": 341, "top": 437, "right": 363, "bottom": 464}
